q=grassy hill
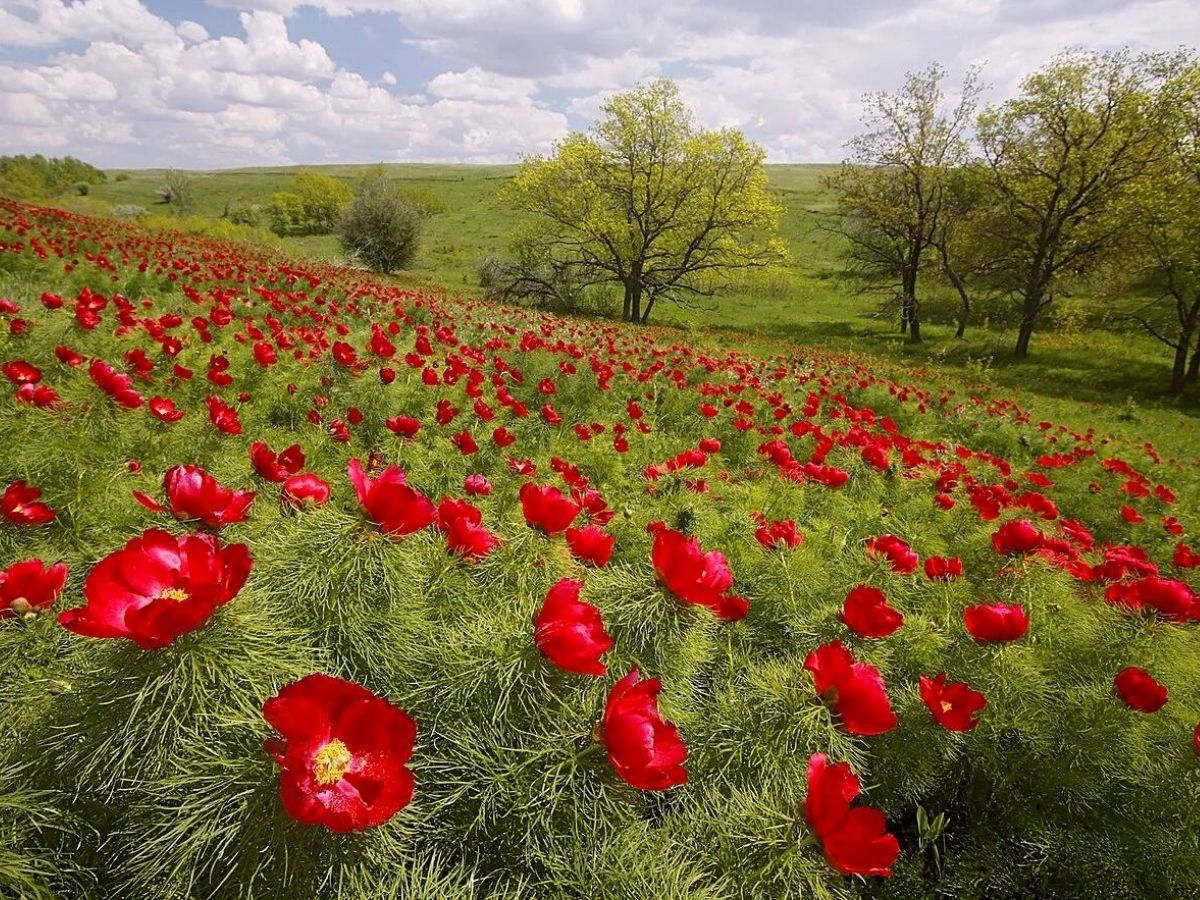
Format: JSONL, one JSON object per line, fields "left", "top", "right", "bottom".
{"left": 80, "top": 163, "right": 1200, "bottom": 413}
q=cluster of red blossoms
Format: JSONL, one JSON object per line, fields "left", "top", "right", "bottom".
{"left": 3, "top": 198, "right": 1198, "bottom": 877}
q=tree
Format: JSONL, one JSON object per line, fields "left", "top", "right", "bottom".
{"left": 337, "top": 171, "right": 425, "bottom": 273}
{"left": 268, "top": 172, "right": 353, "bottom": 235}
{"left": 1126, "top": 55, "right": 1200, "bottom": 394}
{"left": 156, "top": 170, "right": 197, "bottom": 214}
{"left": 976, "top": 50, "right": 1173, "bottom": 358}
{"left": 827, "top": 64, "right": 982, "bottom": 343}
{"left": 0, "top": 154, "right": 105, "bottom": 200}
{"left": 504, "top": 79, "right": 784, "bottom": 325}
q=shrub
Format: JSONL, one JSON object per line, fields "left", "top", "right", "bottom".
{"left": 266, "top": 191, "right": 307, "bottom": 235}
{"left": 266, "top": 173, "right": 352, "bottom": 236}
{"left": 111, "top": 204, "right": 149, "bottom": 220}
{"left": 227, "top": 202, "right": 266, "bottom": 228}
{"left": 337, "top": 172, "right": 425, "bottom": 273}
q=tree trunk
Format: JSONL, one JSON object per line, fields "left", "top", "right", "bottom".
{"left": 622, "top": 283, "right": 633, "bottom": 322}
{"left": 1014, "top": 290, "right": 1043, "bottom": 359}
{"left": 640, "top": 295, "right": 656, "bottom": 325}
{"left": 939, "top": 245, "right": 970, "bottom": 339}
{"left": 630, "top": 284, "right": 642, "bottom": 325}
{"left": 1170, "top": 338, "right": 1190, "bottom": 395}
{"left": 902, "top": 265, "right": 921, "bottom": 344}
{"left": 907, "top": 297, "right": 922, "bottom": 342}
{"left": 1187, "top": 340, "right": 1200, "bottom": 386}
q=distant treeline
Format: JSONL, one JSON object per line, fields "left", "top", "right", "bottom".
{"left": 0, "top": 154, "right": 107, "bottom": 200}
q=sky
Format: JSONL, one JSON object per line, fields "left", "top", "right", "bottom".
{"left": 1, "top": 0, "right": 1196, "bottom": 169}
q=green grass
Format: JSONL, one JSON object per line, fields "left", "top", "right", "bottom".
{"left": 74, "top": 162, "right": 1200, "bottom": 418}
{"left": 2, "top": 199, "right": 1200, "bottom": 899}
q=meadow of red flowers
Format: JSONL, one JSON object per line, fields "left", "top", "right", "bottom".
{"left": 1, "top": 197, "right": 1198, "bottom": 898}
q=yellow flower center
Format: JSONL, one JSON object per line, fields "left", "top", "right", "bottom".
{"left": 313, "top": 739, "right": 352, "bottom": 785}
{"left": 157, "top": 588, "right": 189, "bottom": 602}
{"left": 940, "top": 700, "right": 954, "bottom": 714}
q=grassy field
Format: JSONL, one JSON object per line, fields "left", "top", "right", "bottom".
{"left": 80, "top": 163, "right": 1199, "bottom": 416}
{"left": 3, "top": 197, "right": 1200, "bottom": 899}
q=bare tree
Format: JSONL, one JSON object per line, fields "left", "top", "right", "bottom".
{"left": 827, "top": 63, "right": 982, "bottom": 342}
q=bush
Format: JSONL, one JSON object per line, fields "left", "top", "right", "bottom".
{"left": 337, "top": 173, "right": 426, "bottom": 273}
{"left": 111, "top": 204, "right": 149, "bottom": 220}
{"left": 266, "top": 191, "right": 307, "bottom": 235}
{"left": 265, "top": 173, "right": 352, "bottom": 236}
{"left": 226, "top": 202, "right": 266, "bottom": 228}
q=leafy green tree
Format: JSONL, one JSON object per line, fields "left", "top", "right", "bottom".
{"left": 266, "top": 191, "right": 308, "bottom": 235}
{"left": 827, "top": 64, "right": 982, "bottom": 342}
{"left": 337, "top": 171, "right": 426, "bottom": 273}
{"left": 0, "top": 160, "right": 47, "bottom": 200}
{"left": 1125, "top": 55, "right": 1200, "bottom": 394}
{"left": 0, "top": 154, "right": 105, "bottom": 199}
{"left": 504, "top": 79, "right": 784, "bottom": 324}
{"left": 267, "top": 173, "right": 352, "bottom": 236}
{"left": 976, "top": 50, "right": 1174, "bottom": 358}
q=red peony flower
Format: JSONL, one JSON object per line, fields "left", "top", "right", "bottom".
{"left": 534, "top": 578, "right": 613, "bottom": 676}
{"left": 0, "top": 558, "right": 68, "bottom": 617}
{"left": 963, "top": 602, "right": 1029, "bottom": 642}
{"left": 282, "top": 473, "right": 331, "bottom": 509}
{"left": 919, "top": 674, "right": 987, "bottom": 731}
{"left": 924, "top": 556, "right": 963, "bottom": 580}
{"left": 805, "top": 752, "right": 900, "bottom": 877}
{"left": 149, "top": 396, "right": 185, "bottom": 422}
{"left": 804, "top": 640, "right": 897, "bottom": 735}
{"left": 841, "top": 585, "right": 903, "bottom": 639}
{"left": 250, "top": 441, "right": 305, "bottom": 482}
{"left": 436, "top": 497, "right": 498, "bottom": 559}
{"left": 992, "top": 519, "right": 1043, "bottom": 555}
{"left": 16, "top": 382, "right": 61, "bottom": 407}
{"left": 2, "top": 360, "right": 41, "bottom": 384}
{"left": 754, "top": 518, "right": 804, "bottom": 550}
{"left": 263, "top": 673, "right": 416, "bottom": 833}
{"left": 2, "top": 480, "right": 56, "bottom": 525}
{"left": 1105, "top": 577, "right": 1197, "bottom": 622}
{"left": 89, "top": 358, "right": 144, "bottom": 408}
{"left": 347, "top": 458, "right": 436, "bottom": 538}
{"left": 386, "top": 415, "right": 421, "bottom": 438}
{"left": 1114, "top": 666, "right": 1168, "bottom": 712}
{"left": 56, "top": 344, "right": 85, "bottom": 367}
{"left": 58, "top": 529, "right": 251, "bottom": 649}
{"left": 519, "top": 482, "right": 581, "bottom": 535}
{"left": 651, "top": 526, "right": 748, "bottom": 622}
{"left": 162, "top": 464, "right": 256, "bottom": 528}
{"left": 565, "top": 525, "right": 615, "bottom": 567}
{"left": 206, "top": 395, "right": 243, "bottom": 435}
{"left": 602, "top": 668, "right": 688, "bottom": 791}
{"left": 865, "top": 534, "right": 919, "bottom": 574}
{"left": 464, "top": 473, "right": 492, "bottom": 496}
{"left": 451, "top": 430, "right": 479, "bottom": 455}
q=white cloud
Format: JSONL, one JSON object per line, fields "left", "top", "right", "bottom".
{"left": 0, "top": 0, "right": 177, "bottom": 47}
{"left": 176, "top": 20, "right": 210, "bottom": 43}
{"left": 0, "top": 0, "right": 1197, "bottom": 167}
